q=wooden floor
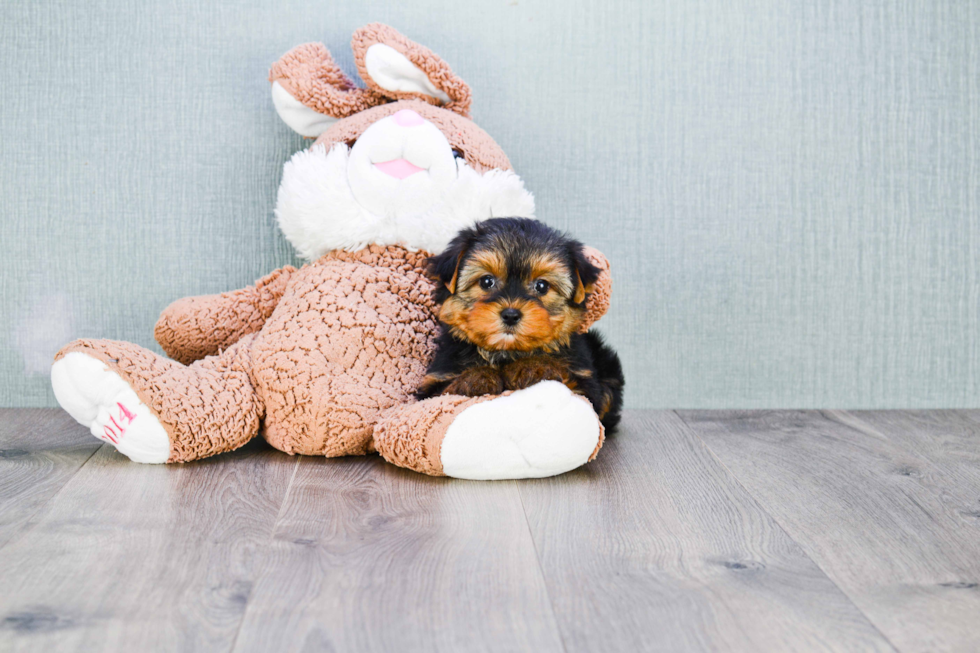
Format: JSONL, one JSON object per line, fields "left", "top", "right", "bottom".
{"left": 1, "top": 409, "right": 978, "bottom": 652}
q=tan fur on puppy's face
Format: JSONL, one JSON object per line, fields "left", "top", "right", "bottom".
{"left": 439, "top": 244, "right": 587, "bottom": 352}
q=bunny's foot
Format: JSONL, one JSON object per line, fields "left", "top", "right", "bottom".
{"left": 440, "top": 381, "right": 603, "bottom": 480}
{"left": 376, "top": 381, "right": 603, "bottom": 480}
{"left": 51, "top": 351, "right": 170, "bottom": 463}
{"left": 52, "top": 336, "right": 262, "bottom": 463}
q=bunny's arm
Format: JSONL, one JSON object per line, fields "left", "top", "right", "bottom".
{"left": 579, "top": 247, "right": 612, "bottom": 332}
{"left": 154, "top": 266, "right": 297, "bottom": 365}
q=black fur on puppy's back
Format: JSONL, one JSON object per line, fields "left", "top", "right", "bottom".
{"left": 581, "top": 329, "right": 624, "bottom": 431}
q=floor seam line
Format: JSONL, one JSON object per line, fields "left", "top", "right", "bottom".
{"left": 268, "top": 455, "right": 303, "bottom": 539}
{"left": 226, "top": 454, "right": 301, "bottom": 653}
{"left": 516, "top": 481, "right": 570, "bottom": 653}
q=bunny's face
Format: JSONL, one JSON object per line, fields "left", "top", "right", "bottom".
{"left": 346, "top": 107, "right": 459, "bottom": 216}
{"left": 269, "top": 25, "right": 534, "bottom": 259}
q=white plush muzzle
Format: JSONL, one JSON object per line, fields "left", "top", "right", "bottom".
{"left": 274, "top": 112, "right": 535, "bottom": 259}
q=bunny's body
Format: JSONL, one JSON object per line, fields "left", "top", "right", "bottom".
{"left": 50, "top": 25, "right": 613, "bottom": 479}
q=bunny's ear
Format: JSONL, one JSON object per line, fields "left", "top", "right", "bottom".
{"left": 576, "top": 247, "right": 612, "bottom": 332}
{"left": 269, "top": 43, "right": 388, "bottom": 137}
{"left": 352, "top": 24, "right": 472, "bottom": 117}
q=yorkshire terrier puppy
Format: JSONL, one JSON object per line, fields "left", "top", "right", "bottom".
{"left": 417, "top": 218, "right": 624, "bottom": 430}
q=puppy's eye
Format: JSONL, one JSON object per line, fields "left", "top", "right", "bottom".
{"left": 479, "top": 275, "right": 496, "bottom": 290}
{"left": 452, "top": 148, "right": 465, "bottom": 160}
{"left": 534, "top": 279, "right": 550, "bottom": 295}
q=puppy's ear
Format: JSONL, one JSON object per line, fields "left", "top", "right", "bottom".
{"left": 427, "top": 227, "right": 478, "bottom": 303}
{"left": 569, "top": 242, "right": 601, "bottom": 306}
{"left": 445, "top": 250, "right": 465, "bottom": 295}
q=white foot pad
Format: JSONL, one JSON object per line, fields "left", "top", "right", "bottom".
{"left": 440, "top": 381, "right": 601, "bottom": 480}
{"left": 51, "top": 352, "right": 170, "bottom": 463}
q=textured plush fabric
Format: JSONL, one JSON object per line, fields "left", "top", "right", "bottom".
{"left": 55, "top": 335, "right": 262, "bottom": 463}
{"left": 269, "top": 43, "right": 387, "bottom": 119}
{"left": 374, "top": 388, "right": 605, "bottom": 477}
{"left": 249, "top": 246, "right": 437, "bottom": 458}
{"left": 155, "top": 266, "right": 296, "bottom": 365}
{"left": 374, "top": 393, "right": 488, "bottom": 476}
{"left": 351, "top": 23, "right": 472, "bottom": 117}
{"left": 269, "top": 24, "right": 472, "bottom": 122}
{"left": 55, "top": 245, "right": 611, "bottom": 470}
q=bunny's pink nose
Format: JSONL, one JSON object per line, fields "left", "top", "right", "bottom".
{"left": 392, "top": 109, "right": 425, "bottom": 127}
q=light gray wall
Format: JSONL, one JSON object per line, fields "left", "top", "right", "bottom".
{"left": 2, "top": 0, "right": 978, "bottom": 408}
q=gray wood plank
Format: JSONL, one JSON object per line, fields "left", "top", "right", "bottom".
{"left": 0, "top": 433, "right": 296, "bottom": 653}
{"left": 232, "top": 455, "right": 565, "bottom": 653}
{"left": 0, "top": 409, "right": 102, "bottom": 550}
{"left": 518, "top": 411, "right": 894, "bottom": 653}
{"left": 679, "top": 410, "right": 980, "bottom": 653}
{"left": 838, "top": 410, "right": 980, "bottom": 515}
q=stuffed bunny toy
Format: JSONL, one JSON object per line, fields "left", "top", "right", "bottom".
{"left": 50, "top": 23, "right": 613, "bottom": 480}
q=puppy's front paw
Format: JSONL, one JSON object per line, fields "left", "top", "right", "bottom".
{"left": 502, "top": 356, "right": 570, "bottom": 391}
{"left": 443, "top": 366, "right": 505, "bottom": 397}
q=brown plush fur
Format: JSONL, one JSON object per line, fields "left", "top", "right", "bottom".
{"left": 269, "top": 42, "right": 387, "bottom": 119}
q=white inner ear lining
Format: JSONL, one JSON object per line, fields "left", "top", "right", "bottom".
{"left": 363, "top": 43, "right": 451, "bottom": 104}
{"left": 271, "top": 81, "right": 339, "bottom": 137}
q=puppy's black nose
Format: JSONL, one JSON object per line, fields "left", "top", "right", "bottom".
{"left": 500, "top": 308, "right": 523, "bottom": 326}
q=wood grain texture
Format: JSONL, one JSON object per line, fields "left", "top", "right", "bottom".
{"left": 4, "top": 408, "right": 980, "bottom": 652}
{"left": 839, "top": 410, "right": 980, "bottom": 514}
{"left": 0, "top": 409, "right": 101, "bottom": 550}
{"left": 0, "top": 417, "right": 296, "bottom": 652}
{"left": 518, "top": 411, "right": 894, "bottom": 653}
{"left": 232, "top": 455, "right": 564, "bottom": 653}
{"left": 679, "top": 410, "right": 980, "bottom": 653}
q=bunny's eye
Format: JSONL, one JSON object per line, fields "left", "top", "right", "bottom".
{"left": 479, "top": 275, "right": 496, "bottom": 290}
{"left": 452, "top": 148, "right": 465, "bottom": 160}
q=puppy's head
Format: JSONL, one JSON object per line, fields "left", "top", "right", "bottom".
{"left": 428, "top": 218, "right": 600, "bottom": 351}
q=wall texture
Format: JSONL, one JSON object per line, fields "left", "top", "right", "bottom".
{"left": 1, "top": 0, "right": 978, "bottom": 408}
